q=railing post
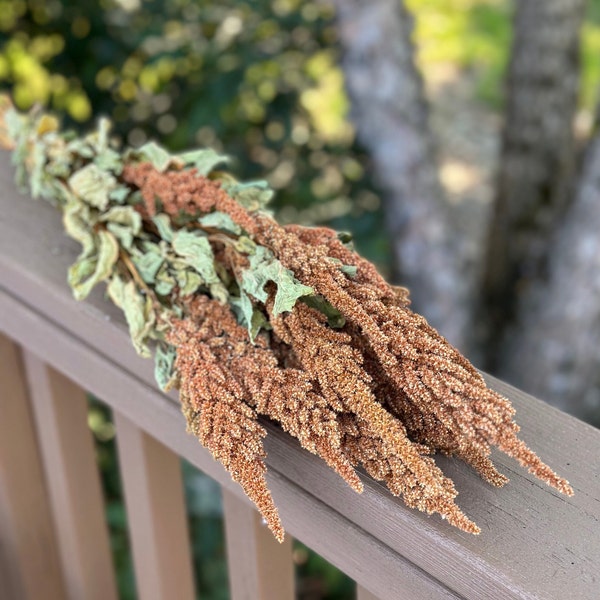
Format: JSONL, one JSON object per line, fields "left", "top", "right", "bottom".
{"left": 222, "top": 488, "right": 295, "bottom": 600}
{"left": 0, "top": 334, "right": 66, "bottom": 600}
{"left": 114, "top": 410, "right": 196, "bottom": 600}
{"left": 22, "top": 350, "right": 118, "bottom": 600}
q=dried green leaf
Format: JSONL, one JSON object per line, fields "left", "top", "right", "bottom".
{"left": 107, "top": 275, "right": 156, "bottom": 358}
{"left": 172, "top": 230, "right": 220, "bottom": 284}
{"left": 328, "top": 257, "right": 358, "bottom": 279}
{"left": 89, "top": 117, "right": 111, "bottom": 153}
{"left": 176, "top": 269, "right": 203, "bottom": 296}
{"left": 134, "top": 141, "right": 173, "bottom": 172}
{"left": 95, "top": 148, "right": 122, "bottom": 174}
{"left": 69, "top": 230, "right": 119, "bottom": 300}
{"left": 221, "top": 180, "right": 274, "bottom": 211}
{"left": 198, "top": 211, "right": 241, "bottom": 235}
{"left": 132, "top": 245, "right": 164, "bottom": 284}
{"left": 29, "top": 141, "right": 48, "bottom": 199}
{"left": 154, "top": 343, "right": 178, "bottom": 391}
{"left": 301, "top": 295, "right": 346, "bottom": 328}
{"left": 230, "top": 294, "right": 269, "bottom": 341}
{"left": 99, "top": 206, "right": 141, "bottom": 250}
{"left": 241, "top": 246, "right": 313, "bottom": 315}
{"left": 154, "top": 264, "right": 176, "bottom": 295}
{"left": 63, "top": 199, "right": 96, "bottom": 258}
{"left": 66, "top": 138, "right": 95, "bottom": 159}
{"left": 152, "top": 214, "right": 174, "bottom": 243}
{"left": 234, "top": 235, "right": 257, "bottom": 254}
{"left": 68, "top": 164, "right": 117, "bottom": 210}
{"left": 109, "top": 186, "right": 130, "bottom": 204}
{"left": 178, "top": 148, "right": 228, "bottom": 175}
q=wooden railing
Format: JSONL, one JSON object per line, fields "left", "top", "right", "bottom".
{"left": 1, "top": 156, "right": 599, "bottom": 600}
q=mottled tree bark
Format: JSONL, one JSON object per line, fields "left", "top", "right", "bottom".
{"left": 499, "top": 131, "right": 600, "bottom": 423}
{"left": 481, "top": 0, "right": 585, "bottom": 366}
{"left": 331, "top": 0, "right": 470, "bottom": 350}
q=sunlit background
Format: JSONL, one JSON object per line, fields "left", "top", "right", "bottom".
{"left": 3, "top": 1, "right": 600, "bottom": 598}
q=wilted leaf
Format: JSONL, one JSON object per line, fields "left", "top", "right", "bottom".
{"left": 154, "top": 343, "right": 178, "bottom": 391}
{"left": 95, "top": 148, "right": 122, "bottom": 174}
{"left": 198, "top": 211, "right": 241, "bottom": 235}
{"left": 99, "top": 207, "right": 141, "bottom": 250}
{"left": 230, "top": 294, "right": 269, "bottom": 342}
{"left": 178, "top": 148, "right": 229, "bottom": 175}
{"left": 221, "top": 180, "right": 274, "bottom": 211}
{"left": 132, "top": 245, "right": 164, "bottom": 283}
{"left": 69, "top": 229, "right": 119, "bottom": 300}
{"left": 68, "top": 164, "right": 117, "bottom": 210}
{"left": 107, "top": 276, "right": 156, "bottom": 358}
{"left": 172, "top": 230, "right": 220, "bottom": 284}
{"left": 152, "top": 214, "right": 174, "bottom": 242}
{"left": 109, "top": 186, "right": 130, "bottom": 204}
{"left": 36, "top": 114, "right": 59, "bottom": 137}
{"left": 241, "top": 246, "right": 313, "bottom": 315}
{"left": 63, "top": 199, "right": 96, "bottom": 258}
{"left": 176, "top": 269, "right": 203, "bottom": 296}
{"left": 301, "top": 295, "right": 346, "bottom": 328}
{"left": 134, "top": 141, "right": 172, "bottom": 172}
{"left": 154, "top": 264, "right": 176, "bottom": 295}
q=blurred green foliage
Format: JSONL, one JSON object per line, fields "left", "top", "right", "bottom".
{"left": 0, "top": 0, "right": 389, "bottom": 273}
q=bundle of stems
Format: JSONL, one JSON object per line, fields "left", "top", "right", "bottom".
{"left": 0, "top": 97, "right": 573, "bottom": 542}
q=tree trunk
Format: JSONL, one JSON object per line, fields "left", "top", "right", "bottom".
{"left": 499, "top": 129, "right": 600, "bottom": 424}
{"left": 331, "top": 0, "right": 470, "bottom": 350}
{"left": 481, "top": 0, "right": 585, "bottom": 367}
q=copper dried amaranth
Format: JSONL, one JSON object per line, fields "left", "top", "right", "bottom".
{"left": 0, "top": 97, "right": 573, "bottom": 542}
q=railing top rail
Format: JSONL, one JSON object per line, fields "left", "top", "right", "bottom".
{"left": 1, "top": 156, "right": 598, "bottom": 600}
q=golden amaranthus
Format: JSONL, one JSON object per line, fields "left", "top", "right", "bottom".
{"left": 0, "top": 97, "right": 573, "bottom": 542}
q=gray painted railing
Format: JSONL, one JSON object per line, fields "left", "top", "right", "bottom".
{"left": 1, "top": 157, "right": 599, "bottom": 600}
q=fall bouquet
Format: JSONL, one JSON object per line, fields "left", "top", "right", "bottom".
{"left": 0, "top": 97, "right": 572, "bottom": 542}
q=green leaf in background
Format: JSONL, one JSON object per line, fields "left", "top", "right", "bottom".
{"left": 68, "top": 164, "right": 117, "bottom": 210}
{"left": 69, "top": 229, "right": 119, "bottom": 300}
{"left": 107, "top": 275, "right": 156, "bottom": 358}
{"left": 241, "top": 246, "right": 313, "bottom": 315}
{"left": 154, "top": 343, "right": 178, "bottom": 392}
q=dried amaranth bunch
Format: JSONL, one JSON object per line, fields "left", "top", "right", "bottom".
{"left": 0, "top": 97, "right": 573, "bottom": 542}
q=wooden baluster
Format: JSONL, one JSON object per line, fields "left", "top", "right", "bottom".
{"left": 23, "top": 350, "right": 118, "bottom": 600}
{"left": 0, "top": 334, "right": 66, "bottom": 600}
{"left": 222, "top": 488, "right": 295, "bottom": 600}
{"left": 114, "top": 411, "right": 196, "bottom": 600}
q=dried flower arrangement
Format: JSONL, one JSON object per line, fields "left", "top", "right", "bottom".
{"left": 0, "top": 96, "right": 573, "bottom": 542}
